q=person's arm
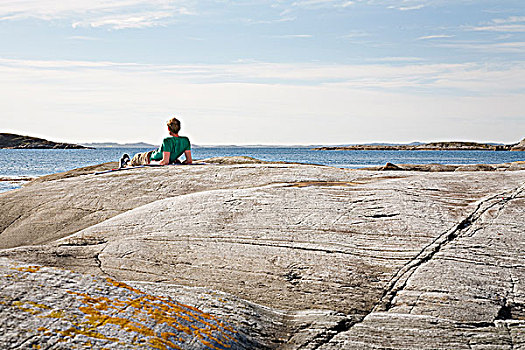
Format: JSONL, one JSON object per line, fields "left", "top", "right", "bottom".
{"left": 183, "top": 150, "right": 192, "bottom": 164}
{"left": 159, "top": 151, "right": 170, "bottom": 165}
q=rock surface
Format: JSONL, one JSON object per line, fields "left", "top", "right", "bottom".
{"left": 0, "top": 158, "right": 524, "bottom": 349}
{"left": 363, "top": 161, "right": 525, "bottom": 172}
{"left": 512, "top": 138, "right": 525, "bottom": 152}
{"left": 0, "top": 259, "right": 253, "bottom": 349}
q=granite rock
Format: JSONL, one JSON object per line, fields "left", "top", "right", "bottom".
{"left": 362, "top": 161, "right": 525, "bottom": 172}
{"left": 0, "top": 158, "right": 524, "bottom": 348}
{"left": 511, "top": 138, "right": 525, "bottom": 152}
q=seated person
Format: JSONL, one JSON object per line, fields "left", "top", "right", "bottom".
{"left": 120, "top": 117, "right": 192, "bottom": 167}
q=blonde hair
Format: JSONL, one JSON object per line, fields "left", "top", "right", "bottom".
{"left": 167, "top": 117, "right": 181, "bottom": 134}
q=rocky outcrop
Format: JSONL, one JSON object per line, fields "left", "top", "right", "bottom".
{"left": 363, "top": 161, "right": 525, "bottom": 172}
{"left": 0, "top": 133, "right": 89, "bottom": 149}
{"left": 511, "top": 138, "right": 525, "bottom": 151}
{"left": 0, "top": 259, "right": 253, "bottom": 349}
{"left": 314, "top": 139, "right": 525, "bottom": 151}
{"left": 0, "top": 158, "right": 524, "bottom": 348}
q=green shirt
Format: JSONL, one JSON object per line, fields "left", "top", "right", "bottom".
{"left": 150, "top": 136, "right": 191, "bottom": 163}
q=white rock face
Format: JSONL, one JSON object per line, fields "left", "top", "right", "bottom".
{"left": 0, "top": 159, "right": 524, "bottom": 349}
{"left": 512, "top": 138, "right": 525, "bottom": 151}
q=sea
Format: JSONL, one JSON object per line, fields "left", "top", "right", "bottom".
{"left": 0, "top": 147, "right": 524, "bottom": 193}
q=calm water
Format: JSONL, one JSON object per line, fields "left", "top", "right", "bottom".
{"left": 0, "top": 147, "right": 523, "bottom": 193}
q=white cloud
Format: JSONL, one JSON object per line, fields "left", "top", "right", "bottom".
{"left": 0, "top": 58, "right": 524, "bottom": 145}
{"left": 0, "top": 0, "right": 194, "bottom": 29}
{"left": 0, "top": 0, "right": 459, "bottom": 29}
{"left": 473, "top": 24, "right": 525, "bottom": 33}
{"left": 340, "top": 31, "right": 370, "bottom": 39}
{"left": 2, "top": 58, "right": 524, "bottom": 93}
{"left": 68, "top": 36, "right": 102, "bottom": 41}
{"left": 389, "top": 4, "right": 425, "bottom": 11}
{"left": 417, "top": 34, "right": 454, "bottom": 40}
{"left": 289, "top": 0, "right": 409, "bottom": 10}
{"left": 72, "top": 11, "right": 177, "bottom": 29}
{"left": 243, "top": 16, "right": 297, "bottom": 25}
{"left": 268, "top": 34, "right": 313, "bottom": 38}
{"left": 492, "top": 16, "right": 525, "bottom": 24}
{"left": 291, "top": 0, "right": 341, "bottom": 8}
{"left": 368, "top": 57, "right": 424, "bottom": 62}
{"left": 338, "top": 1, "right": 355, "bottom": 8}
{"left": 437, "top": 41, "right": 525, "bottom": 53}
{"left": 472, "top": 16, "right": 525, "bottom": 32}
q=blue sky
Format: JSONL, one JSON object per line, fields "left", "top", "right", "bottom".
{"left": 0, "top": 0, "right": 524, "bottom": 145}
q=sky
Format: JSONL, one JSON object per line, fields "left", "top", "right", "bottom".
{"left": 0, "top": 0, "right": 524, "bottom": 145}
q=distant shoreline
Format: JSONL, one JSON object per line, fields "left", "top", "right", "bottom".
{"left": 314, "top": 140, "right": 525, "bottom": 152}
{"left": 2, "top": 132, "right": 524, "bottom": 152}
{"left": 0, "top": 133, "right": 89, "bottom": 149}
{"left": 81, "top": 142, "right": 157, "bottom": 149}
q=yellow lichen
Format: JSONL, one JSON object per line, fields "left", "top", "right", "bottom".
{"left": 10, "top": 273, "right": 237, "bottom": 349}
{"left": 105, "top": 277, "right": 142, "bottom": 294}
{"left": 28, "top": 301, "right": 52, "bottom": 310}
{"left": 59, "top": 327, "right": 120, "bottom": 342}
{"left": 43, "top": 310, "right": 66, "bottom": 319}
{"left": 13, "top": 266, "right": 41, "bottom": 273}
{"left": 13, "top": 301, "right": 42, "bottom": 315}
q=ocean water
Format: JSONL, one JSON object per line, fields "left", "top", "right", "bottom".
{"left": 0, "top": 147, "right": 524, "bottom": 193}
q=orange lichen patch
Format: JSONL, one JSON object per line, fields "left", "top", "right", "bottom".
{"left": 69, "top": 278, "right": 239, "bottom": 349}
{"left": 149, "top": 337, "right": 182, "bottom": 350}
{"left": 28, "top": 301, "right": 52, "bottom": 310}
{"left": 12, "top": 274, "right": 238, "bottom": 349}
{"left": 59, "top": 327, "right": 120, "bottom": 342}
{"left": 11, "top": 300, "right": 53, "bottom": 317}
{"left": 105, "top": 277, "right": 143, "bottom": 294}
{"left": 155, "top": 296, "right": 236, "bottom": 335}
{"left": 42, "top": 310, "right": 66, "bottom": 319}
{"left": 13, "top": 301, "right": 43, "bottom": 315}
{"left": 201, "top": 339, "right": 230, "bottom": 350}
{"left": 12, "top": 265, "right": 41, "bottom": 273}
{"left": 290, "top": 181, "right": 360, "bottom": 188}
{"left": 94, "top": 302, "right": 110, "bottom": 311}
{"left": 111, "top": 280, "right": 236, "bottom": 334}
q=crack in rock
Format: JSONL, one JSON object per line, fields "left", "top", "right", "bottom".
{"left": 93, "top": 245, "right": 117, "bottom": 280}
{"left": 496, "top": 299, "right": 513, "bottom": 321}
{"left": 301, "top": 318, "right": 355, "bottom": 350}
{"left": 365, "top": 213, "right": 400, "bottom": 219}
{"left": 301, "top": 182, "right": 525, "bottom": 349}
{"left": 374, "top": 183, "right": 525, "bottom": 313}
{"left": 58, "top": 238, "right": 108, "bottom": 247}
{"left": 0, "top": 214, "right": 23, "bottom": 236}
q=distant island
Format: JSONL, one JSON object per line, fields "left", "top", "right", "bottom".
{"left": 81, "top": 142, "right": 157, "bottom": 149}
{"left": 314, "top": 139, "right": 525, "bottom": 151}
{"left": 3, "top": 133, "right": 525, "bottom": 152}
{"left": 0, "top": 133, "right": 89, "bottom": 149}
